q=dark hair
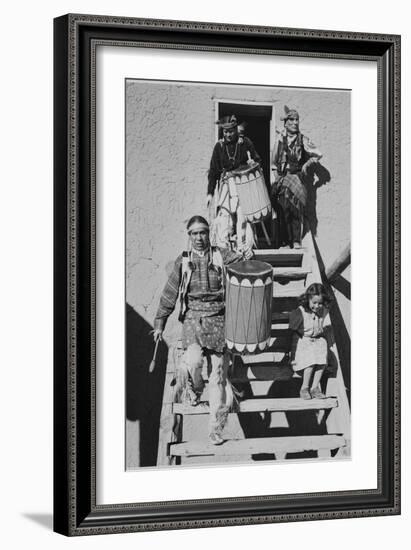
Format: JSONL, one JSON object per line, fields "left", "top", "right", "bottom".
{"left": 186, "top": 215, "right": 209, "bottom": 231}
{"left": 299, "top": 283, "right": 332, "bottom": 311}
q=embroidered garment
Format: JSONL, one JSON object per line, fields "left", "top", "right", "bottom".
{"left": 273, "top": 132, "right": 322, "bottom": 211}
{"left": 272, "top": 131, "right": 322, "bottom": 246}
{"left": 208, "top": 136, "right": 261, "bottom": 196}
{"left": 154, "top": 247, "right": 240, "bottom": 352}
{"left": 273, "top": 132, "right": 322, "bottom": 176}
{"left": 278, "top": 173, "right": 307, "bottom": 212}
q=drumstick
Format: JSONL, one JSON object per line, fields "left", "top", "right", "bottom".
{"left": 246, "top": 150, "right": 256, "bottom": 167}
{"left": 149, "top": 338, "right": 160, "bottom": 373}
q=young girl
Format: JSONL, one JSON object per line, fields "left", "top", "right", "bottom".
{"left": 289, "top": 283, "right": 332, "bottom": 400}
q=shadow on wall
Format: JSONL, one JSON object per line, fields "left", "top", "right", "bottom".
{"left": 303, "top": 162, "right": 331, "bottom": 238}
{"left": 126, "top": 303, "right": 168, "bottom": 466}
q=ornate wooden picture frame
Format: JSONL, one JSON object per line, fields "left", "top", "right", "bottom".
{"left": 54, "top": 14, "right": 400, "bottom": 536}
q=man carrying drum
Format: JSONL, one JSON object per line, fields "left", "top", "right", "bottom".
{"left": 207, "top": 114, "right": 262, "bottom": 208}
{"left": 153, "top": 216, "right": 252, "bottom": 445}
{"left": 271, "top": 106, "right": 323, "bottom": 249}
{"left": 207, "top": 115, "right": 266, "bottom": 251}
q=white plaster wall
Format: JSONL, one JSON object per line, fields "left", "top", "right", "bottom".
{"left": 126, "top": 80, "right": 351, "bottom": 340}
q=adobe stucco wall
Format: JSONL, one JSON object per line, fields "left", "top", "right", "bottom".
{"left": 126, "top": 80, "right": 351, "bottom": 342}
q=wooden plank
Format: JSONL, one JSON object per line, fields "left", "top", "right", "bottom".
{"left": 254, "top": 248, "right": 304, "bottom": 256}
{"left": 231, "top": 364, "right": 294, "bottom": 383}
{"left": 325, "top": 352, "right": 351, "bottom": 454}
{"left": 301, "top": 240, "right": 312, "bottom": 276}
{"left": 170, "top": 435, "right": 346, "bottom": 457}
{"left": 173, "top": 397, "right": 338, "bottom": 415}
{"left": 156, "top": 346, "right": 183, "bottom": 466}
{"left": 240, "top": 352, "right": 287, "bottom": 364}
{"left": 325, "top": 243, "right": 351, "bottom": 282}
{"left": 166, "top": 341, "right": 184, "bottom": 373}
{"left": 270, "top": 322, "right": 289, "bottom": 330}
{"left": 273, "top": 267, "right": 311, "bottom": 279}
{"left": 302, "top": 231, "right": 322, "bottom": 286}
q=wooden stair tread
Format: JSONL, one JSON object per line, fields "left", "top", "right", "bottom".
{"left": 273, "top": 267, "right": 311, "bottom": 279}
{"left": 273, "top": 285, "right": 304, "bottom": 298}
{"left": 231, "top": 375, "right": 293, "bottom": 385}
{"left": 173, "top": 397, "right": 338, "bottom": 415}
{"left": 240, "top": 352, "right": 288, "bottom": 364}
{"left": 170, "top": 435, "right": 346, "bottom": 457}
{"left": 270, "top": 322, "right": 289, "bottom": 330}
{"left": 254, "top": 248, "right": 306, "bottom": 256}
{"left": 253, "top": 250, "right": 305, "bottom": 269}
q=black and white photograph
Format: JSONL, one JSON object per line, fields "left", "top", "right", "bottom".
{"left": 0, "top": 0, "right": 405, "bottom": 544}
{"left": 125, "top": 80, "right": 351, "bottom": 469}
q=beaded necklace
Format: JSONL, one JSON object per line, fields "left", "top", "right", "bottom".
{"left": 193, "top": 248, "right": 207, "bottom": 258}
{"left": 225, "top": 141, "right": 239, "bottom": 163}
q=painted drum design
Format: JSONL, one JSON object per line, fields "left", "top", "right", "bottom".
{"left": 225, "top": 260, "right": 273, "bottom": 353}
{"left": 224, "top": 161, "right": 271, "bottom": 223}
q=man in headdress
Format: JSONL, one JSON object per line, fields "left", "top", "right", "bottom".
{"left": 153, "top": 215, "right": 252, "bottom": 445}
{"left": 206, "top": 114, "right": 262, "bottom": 208}
{"left": 207, "top": 115, "right": 262, "bottom": 251}
{"left": 271, "top": 106, "right": 322, "bottom": 248}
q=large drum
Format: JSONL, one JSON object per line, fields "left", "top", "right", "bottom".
{"left": 225, "top": 260, "right": 273, "bottom": 353}
{"left": 225, "top": 161, "right": 271, "bottom": 223}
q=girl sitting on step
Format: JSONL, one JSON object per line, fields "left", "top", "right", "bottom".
{"left": 289, "top": 283, "right": 332, "bottom": 400}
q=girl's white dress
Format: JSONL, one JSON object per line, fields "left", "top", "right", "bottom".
{"left": 289, "top": 305, "right": 330, "bottom": 371}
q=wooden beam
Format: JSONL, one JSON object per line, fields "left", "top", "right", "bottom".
{"left": 254, "top": 248, "right": 305, "bottom": 256}
{"left": 302, "top": 231, "right": 322, "bottom": 286}
{"left": 173, "top": 397, "right": 338, "bottom": 415}
{"left": 325, "top": 243, "right": 351, "bottom": 282}
{"left": 170, "top": 434, "right": 346, "bottom": 457}
{"left": 156, "top": 346, "right": 183, "bottom": 466}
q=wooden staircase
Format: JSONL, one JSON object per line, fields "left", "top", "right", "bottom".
{"left": 157, "top": 232, "right": 351, "bottom": 466}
